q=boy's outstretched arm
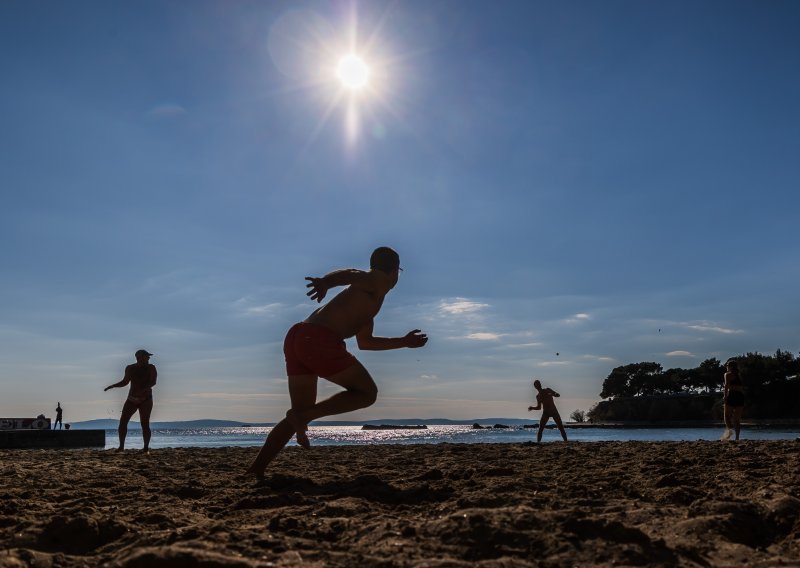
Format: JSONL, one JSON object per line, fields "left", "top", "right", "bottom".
{"left": 356, "top": 320, "right": 428, "bottom": 351}
{"left": 305, "top": 269, "right": 373, "bottom": 303}
{"left": 104, "top": 371, "right": 131, "bottom": 392}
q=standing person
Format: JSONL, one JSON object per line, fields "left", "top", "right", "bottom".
{"left": 722, "top": 359, "right": 745, "bottom": 441}
{"left": 528, "top": 379, "right": 568, "bottom": 442}
{"left": 246, "top": 247, "right": 428, "bottom": 478}
{"left": 53, "top": 402, "right": 63, "bottom": 430}
{"left": 104, "top": 350, "right": 157, "bottom": 452}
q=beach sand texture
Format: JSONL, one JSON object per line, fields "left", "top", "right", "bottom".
{"left": 1, "top": 441, "right": 799, "bottom": 567}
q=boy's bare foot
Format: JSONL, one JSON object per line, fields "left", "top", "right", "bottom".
{"left": 286, "top": 409, "right": 311, "bottom": 449}
{"left": 243, "top": 467, "right": 265, "bottom": 481}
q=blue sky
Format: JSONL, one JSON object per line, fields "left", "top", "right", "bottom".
{"left": 1, "top": 1, "right": 798, "bottom": 423}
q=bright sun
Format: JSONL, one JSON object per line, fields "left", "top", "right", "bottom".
{"left": 336, "top": 54, "right": 370, "bottom": 90}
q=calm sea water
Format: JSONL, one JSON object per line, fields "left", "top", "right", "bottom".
{"left": 104, "top": 424, "right": 800, "bottom": 450}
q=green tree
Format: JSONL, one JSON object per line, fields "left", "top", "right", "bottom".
{"left": 600, "top": 362, "right": 664, "bottom": 398}
{"left": 570, "top": 410, "right": 586, "bottom": 423}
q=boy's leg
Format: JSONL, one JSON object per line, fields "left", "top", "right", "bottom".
{"left": 537, "top": 415, "right": 550, "bottom": 443}
{"left": 139, "top": 399, "right": 154, "bottom": 451}
{"left": 296, "top": 361, "right": 378, "bottom": 423}
{"left": 117, "top": 401, "right": 137, "bottom": 450}
{"left": 246, "top": 363, "right": 377, "bottom": 477}
{"left": 553, "top": 413, "right": 568, "bottom": 442}
{"left": 287, "top": 374, "right": 318, "bottom": 448}
{"left": 247, "top": 373, "right": 317, "bottom": 476}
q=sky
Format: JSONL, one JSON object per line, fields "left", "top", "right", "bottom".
{"left": 1, "top": 1, "right": 799, "bottom": 423}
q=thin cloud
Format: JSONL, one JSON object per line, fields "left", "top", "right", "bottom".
{"left": 666, "top": 350, "right": 694, "bottom": 357}
{"left": 562, "top": 313, "right": 591, "bottom": 324}
{"left": 580, "top": 354, "right": 616, "bottom": 362}
{"left": 233, "top": 297, "right": 285, "bottom": 317}
{"left": 147, "top": 103, "right": 187, "bottom": 118}
{"left": 439, "top": 298, "right": 489, "bottom": 315}
{"left": 686, "top": 322, "right": 744, "bottom": 335}
{"left": 537, "top": 361, "right": 569, "bottom": 367}
{"left": 465, "top": 332, "right": 502, "bottom": 341}
{"left": 243, "top": 303, "right": 283, "bottom": 317}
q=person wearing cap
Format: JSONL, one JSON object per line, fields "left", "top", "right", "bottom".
{"left": 104, "top": 349, "right": 157, "bottom": 451}
{"left": 246, "top": 246, "right": 428, "bottom": 478}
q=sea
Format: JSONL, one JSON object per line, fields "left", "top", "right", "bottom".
{"left": 102, "top": 424, "right": 800, "bottom": 450}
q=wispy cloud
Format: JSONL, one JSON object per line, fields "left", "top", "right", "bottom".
{"left": 666, "top": 350, "right": 694, "bottom": 357}
{"left": 465, "top": 332, "right": 502, "bottom": 341}
{"left": 685, "top": 322, "right": 744, "bottom": 335}
{"left": 439, "top": 298, "right": 489, "bottom": 315}
{"left": 243, "top": 303, "right": 283, "bottom": 317}
{"left": 147, "top": 103, "right": 187, "bottom": 118}
{"left": 233, "top": 297, "right": 285, "bottom": 317}
{"left": 580, "top": 354, "right": 616, "bottom": 362}
{"left": 537, "top": 361, "right": 569, "bottom": 367}
{"left": 563, "top": 313, "right": 591, "bottom": 324}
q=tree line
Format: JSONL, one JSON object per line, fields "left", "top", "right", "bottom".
{"left": 588, "top": 349, "right": 800, "bottom": 421}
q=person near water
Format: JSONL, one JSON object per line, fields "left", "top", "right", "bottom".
{"left": 722, "top": 359, "right": 745, "bottom": 441}
{"left": 53, "top": 402, "right": 63, "bottom": 430}
{"left": 246, "top": 247, "right": 428, "bottom": 478}
{"left": 104, "top": 349, "right": 157, "bottom": 451}
{"left": 528, "top": 379, "right": 568, "bottom": 442}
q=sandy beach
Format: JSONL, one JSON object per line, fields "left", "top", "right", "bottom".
{"left": 1, "top": 441, "right": 799, "bottom": 567}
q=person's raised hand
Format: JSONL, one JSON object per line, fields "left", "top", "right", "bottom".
{"left": 404, "top": 329, "right": 428, "bottom": 348}
{"left": 305, "top": 277, "right": 328, "bottom": 303}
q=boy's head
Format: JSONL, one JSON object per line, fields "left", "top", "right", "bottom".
{"left": 533, "top": 379, "right": 542, "bottom": 390}
{"left": 370, "top": 246, "right": 401, "bottom": 275}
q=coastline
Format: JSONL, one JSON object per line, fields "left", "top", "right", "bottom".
{"left": 2, "top": 441, "right": 799, "bottom": 566}
{"left": 564, "top": 419, "right": 800, "bottom": 430}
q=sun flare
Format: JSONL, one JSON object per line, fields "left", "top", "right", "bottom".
{"left": 336, "top": 54, "right": 370, "bottom": 90}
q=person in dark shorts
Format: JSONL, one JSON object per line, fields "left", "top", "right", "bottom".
{"left": 104, "top": 350, "right": 157, "bottom": 451}
{"left": 528, "top": 379, "right": 568, "bottom": 442}
{"left": 722, "top": 359, "right": 744, "bottom": 441}
{"left": 246, "top": 247, "right": 428, "bottom": 478}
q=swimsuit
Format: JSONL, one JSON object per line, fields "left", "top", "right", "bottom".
{"left": 284, "top": 322, "right": 358, "bottom": 378}
{"left": 725, "top": 390, "right": 744, "bottom": 408}
{"left": 725, "top": 374, "right": 744, "bottom": 407}
{"left": 126, "top": 392, "right": 153, "bottom": 407}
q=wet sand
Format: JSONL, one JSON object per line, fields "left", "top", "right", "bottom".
{"left": 1, "top": 441, "right": 799, "bottom": 567}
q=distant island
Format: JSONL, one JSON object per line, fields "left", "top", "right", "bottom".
{"left": 361, "top": 424, "right": 428, "bottom": 430}
{"left": 69, "top": 418, "right": 538, "bottom": 430}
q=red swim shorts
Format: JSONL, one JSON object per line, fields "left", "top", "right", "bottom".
{"left": 284, "top": 322, "right": 358, "bottom": 378}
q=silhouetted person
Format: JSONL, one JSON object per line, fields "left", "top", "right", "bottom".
{"left": 104, "top": 349, "right": 157, "bottom": 451}
{"left": 528, "top": 379, "right": 568, "bottom": 442}
{"left": 246, "top": 247, "right": 428, "bottom": 478}
{"left": 53, "top": 402, "right": 63, "bottom": 430}
{"left": 722, "top": 359, "right": 744, "bottom": 441}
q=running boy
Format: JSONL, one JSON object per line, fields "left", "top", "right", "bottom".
{"left": 246, "top": 247, "right": 428, "bottom": 477}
